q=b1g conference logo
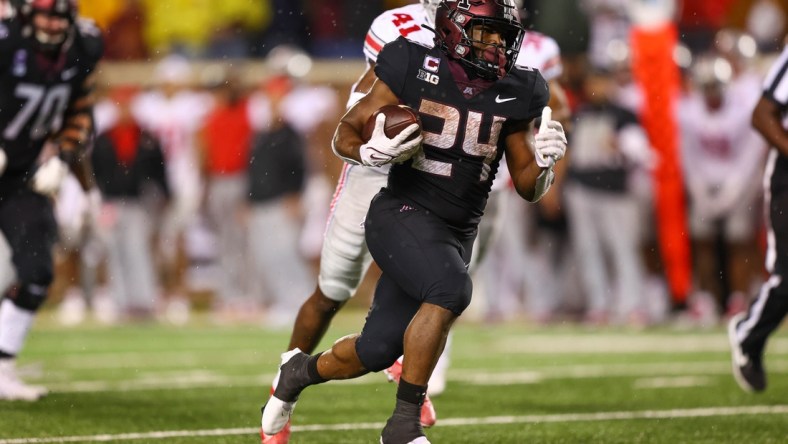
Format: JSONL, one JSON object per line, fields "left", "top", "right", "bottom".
{"left": 418, "top": 55, "right": 440, "bottom": 85}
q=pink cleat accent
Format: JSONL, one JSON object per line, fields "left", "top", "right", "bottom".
{"left": 384, "top": 360, "right": 437, "bottom": 428}
{"left": 260, "top": 421, "right": 291, "bottom": 444}
{"left": 260, "top": 385, "right": 291, "bottom": 443}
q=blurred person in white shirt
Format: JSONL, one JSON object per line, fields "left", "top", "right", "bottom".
{"left": 132, "top": 55, "right": 213, "bottom": 318}
{"left": 679, "top": 54, "right": 768, "bottom": 322}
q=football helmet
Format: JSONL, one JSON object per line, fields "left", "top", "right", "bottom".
{"left": 714, "top": 28, "right": 758, "bottom": 64}
{"left": 20, "top": 0, "right": 78, "bottom": 53}
{"left": 421, "top": 0, "right": 441, "bottom": 26}
{"left": 433, "top": 0, "right": 525, "bottom": 80}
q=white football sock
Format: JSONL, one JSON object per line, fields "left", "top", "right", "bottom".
{"left": 0, "top": 299, "right": 35, "bottom": 356}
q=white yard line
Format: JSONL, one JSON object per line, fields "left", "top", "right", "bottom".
{"left": 1, "top": 405, "right": 786, "bottom": 443}
{"left": 33, "top": 335, "right": 788, "bottom": 370}
{"left": 38, "top": 359, "right": 788, "bottom": 393}
{"left": 498, "top": 335, "right": 788, "bottom": 354}
{"left": 632, "top": 376, "right": 714, "bottom": 389}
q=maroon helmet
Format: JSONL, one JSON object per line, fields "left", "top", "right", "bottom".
{"left": 19, "top": 0, "right": 78, "bottom": 52}
{"left": 433, "top": 0, "right": 524, "bottom": 80}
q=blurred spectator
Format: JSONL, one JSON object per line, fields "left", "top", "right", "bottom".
{"left": 249, "top": 45, "right": 341, "bottom": 263}
{"left": 678, "top": 54, "right": 767, "bottom": 322}
{"left": 141, "top": 0, "right": 270, "bottom": 58}
{"left": 92, "top": 87, "right": 170, "bottom": 321}
{"left": 197, "top": 66, "right": 254, "bottom": 321}
{"left": 100, "top": 0, "right": 148, "bottom": 60}
{"left": 580, "top": 0, "right": 631, "bottom": 70}
{"left": 79, "top": 0, "right": 125, "bottom": 29}
{"left": 729, "top": 0, "right": 787, "bottom": 53}
{"left": 565, "top": 67, "right": 654, "bottom": 327}
{"left": 254, "top": 0, "right": 308, "bottom": 56}
{"left": 528, "top": 0, "right": 590, "bottom": 56}
{"left": 206, "top": 0, "right": 273, "bottom": 58}
{"left": 679, "top": 0, "right": 737, "bottom": 53}
{"left": 306, "top": 0, "right": 383, "bottom": 57}
{"left": 247, "top": 74, "right": 313, "bottom": 327}
{"left": 132, "top": 56, "right": 212, "bottom": 318}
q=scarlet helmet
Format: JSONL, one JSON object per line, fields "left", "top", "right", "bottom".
{"left": 433, "top": 0, "right": 524, "bottom": 80}
{"left": 420, "top": 0, "right": 441, "bottom": 26}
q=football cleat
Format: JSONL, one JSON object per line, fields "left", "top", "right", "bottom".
{"left": 260, "top": 384, "right": 291, "bottom": 443}
{"left": 260, "top": 420, "right": 291, "bottom": 444}
{"left": 727, "top": 313, "right": 766, "bottom": 392}
{"left": 384, "top": 360, "right": 437, "bottom": 428}
{"left": 380, "top": 411, "right": 431, "bottom": 444}
{"left": 261, "top": 348, "right": 309, "bottom": 436}
{"left": 0, "top": 359, "right": 48, "bottom": 401}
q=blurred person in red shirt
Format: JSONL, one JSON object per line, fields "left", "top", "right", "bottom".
{"left": 197, "top": 66, "right": 255, "bottom": 321}
{"left": 92, "top": 86, "right": 170, "bottom": 321}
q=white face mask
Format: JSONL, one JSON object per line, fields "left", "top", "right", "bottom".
{"left": 35, "top": 28, "right": 66, "bottom": 45}
{"left": 31, "top": 13, "right": 69, "bottom": 50}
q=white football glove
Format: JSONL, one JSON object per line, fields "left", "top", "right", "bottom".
{"left": 31, "top": 155, "right": 69, "bottom": 197}
{"left": 0, "top": 148, "right": 7, "bottom": 177}
{"left": 534, "top": 107, "right": 567, "bottom": 169}
{"left": 359, "top": 113, "right": 423, "bottom": 167}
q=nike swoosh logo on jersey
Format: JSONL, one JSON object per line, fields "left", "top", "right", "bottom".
{"left": 62, "top": 67, "right": 79, "bottom": 80}
{"left": 495, "top": 95, "right": 516, "bottom": 103}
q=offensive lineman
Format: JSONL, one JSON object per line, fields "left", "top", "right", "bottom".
{"left": 0, "top": 0, "right": 102, "bottom": 400}
{"left": 262, "top": 1, "right": 567, "bottom": 443}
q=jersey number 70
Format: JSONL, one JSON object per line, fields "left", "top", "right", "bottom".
{"left": 4, "top": 83, "right": 72, "bottom": 141}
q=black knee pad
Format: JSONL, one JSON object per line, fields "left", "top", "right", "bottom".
{"left": 426, "top": 272, "right": 473, "bottom": 315}
{"left": 17, "top": 263, "right": 54, "bottom": 289}
{"left": 355, "top": 333, "right": 402, "bottom": 373}
{"left": 7, "top": 283, "right": 49, "bottom": 311}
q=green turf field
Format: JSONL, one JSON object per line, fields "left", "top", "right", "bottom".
{"left": 1, "top": 310, "right": 786, "bottom": 443}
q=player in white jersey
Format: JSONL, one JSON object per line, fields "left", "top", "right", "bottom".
{"left": 261, "top": 2, "right": 567, "bottom": 441}
{"left": 260, "top": 4, "right": 438, "bottom": 443}
{"left": 679, "top": 55, "right": 767, "bottom": 318}
{"left": 131, "top": 56, "right": 212, "bottom": 320}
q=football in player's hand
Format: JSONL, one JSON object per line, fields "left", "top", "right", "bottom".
{"left": 361, "top": 105, "right": 421, "bottom": 142}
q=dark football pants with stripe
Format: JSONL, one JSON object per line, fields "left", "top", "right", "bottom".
{"left": 0, "top": 188, "right": 58, "bottom": 311}
{"left": 740, "top": 167, "right": 788, "bottom": 356}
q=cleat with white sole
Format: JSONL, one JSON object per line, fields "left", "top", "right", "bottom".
{"left": 0, "top": 360, "right": 47, "bottom": 401}
{"left": 261, "top": 348, "right": 310, "bottom": 435}
{"left": 727, "top": 313, "right": 766, "bottom": 392}
{"left": 380, "top": 411, "right": 431, "bottom": 444}
{"left": 380, "top": 437, "right": 431, "bottom": 444}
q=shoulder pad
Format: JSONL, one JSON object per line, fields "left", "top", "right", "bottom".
{"left": 74, "top": 18, "right": 104, "bottom": 63}
{"left": 75, "top": 18, "right": 102, "bottom": 38}
{"left": 0, "top": 17, "right": 22, "bottom": 56}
